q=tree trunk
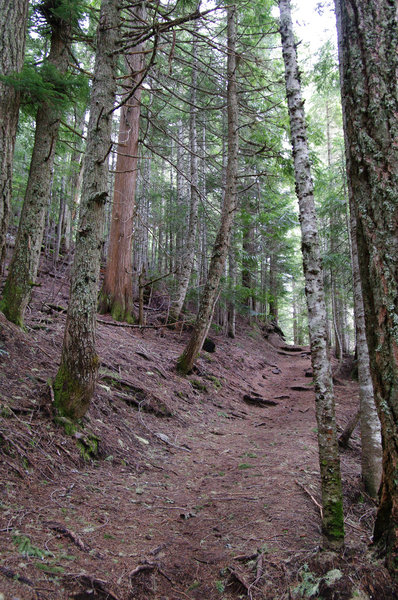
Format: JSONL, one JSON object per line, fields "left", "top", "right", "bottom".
{"left": 169, "top": 28, "right": 200, "bottom": 322}
{"left": 227, "top": 229, "right": 237, "bottom": 339}
{"left": 98, "top": 4, "right": 145, "bottom": 323}
{"left": 0, "top": 0, "right": 29, "bottom": 273}
{"left": 279, "top": 0, "right": 344, "bottom": 551}
{"left": 350, "top": 209, "right": 382, "bottom": 498}
{"left": 177, "top": 4, "right": 238, "bottom": 374}
{"left": 1, "top": 2, "right": 72, "bottom": 326}
{"left": 334, "top": 0, "right": 398, "bottom": 569}
{"left": 53, "top": 0, "right": 120, "bottom": 419}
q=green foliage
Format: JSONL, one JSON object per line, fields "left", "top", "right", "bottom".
{"left": 0, "top": 62, "right": 88, "bottom": 115}
{"left": 13, "top": 533, "right": 51, "bottom": 558}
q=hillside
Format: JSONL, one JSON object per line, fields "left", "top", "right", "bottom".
{"left": 0, "top": 259, "right": 396, "bottom": 600}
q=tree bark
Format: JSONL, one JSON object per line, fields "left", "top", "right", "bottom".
{"left": 53, "top": 0, "right": 120, "bottom": 419}
{"left": 1, "top": 1, "right": 72, "bottom": 326}
{"left": 98, "top": 3, "right": 145, "bottom": 323}
{"left": 350, "top": 209, "right": 382, "bottom": 498}
{"left": 0, "top": 0, "right": 29, "bottom": 272}
{"left": 279, "top": 0, "right": 344, "bottom": 551}
{"left": 169, "top": 27, "right": 200, "bottom": 322}
{"left": 334, "top": 0, "right": 398, "bottom": 570}
{"left": 177, "top": 4, "right": 238, "bottom": 374}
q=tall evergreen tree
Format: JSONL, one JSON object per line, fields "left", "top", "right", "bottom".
{"left": 279, "top": 0, "right": 344, "bottom": 551}
{"left": 53, "top": 0, "right": 121, "bottom": 418}
{"left": 177, "top": 4, "right": 238, "bottom": 374}
{"left": 1, "top": 0, "right": 80, "bottom": 326}
{"left": 0, "top": 0, "right": 29, "bottom": 272}
{"left": 335, "top": 0, "right": 398, "bottom": 572}
{"left": 98, "top": 2, "right": 146, "bottom": 324}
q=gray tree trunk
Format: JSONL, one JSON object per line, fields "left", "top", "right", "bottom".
{"left": 334, "top": 0, "right": 398, "bottom": 569}
{"left": 169, "top": 28, "right": 200, "bottom": 322}
{"left": 350, "top": 209, "right": 382, "bottom": 498}
{"left": 177, "top": 4, "right": 238, "bottom": 374}
{"left": 0, "top": 0, "right": 29, "bottom": 272}
{"left": 279, "top": 0, "right": 344, "bottom": 551}
{"left": 1, "top": 3, "right": 72, "bottom": 326}
{"left": 53, "top": 0, "right": 120, "bottom": 419}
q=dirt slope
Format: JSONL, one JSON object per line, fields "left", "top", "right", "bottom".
{"left": 0, "top": 259, "right": 396, "bottom": 599}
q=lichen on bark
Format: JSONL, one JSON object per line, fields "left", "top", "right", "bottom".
{"left": 279, "top": 0, "right": 344, "bottom": 550}
{"left": 54, "top": 0, "right": 120, "bottom": 418}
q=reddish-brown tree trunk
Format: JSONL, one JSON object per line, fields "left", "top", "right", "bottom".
{"left": 99, "top": 6, "right": 145, "bottom": 323}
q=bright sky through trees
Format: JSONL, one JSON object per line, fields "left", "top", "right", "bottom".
{"left": 272, "top": 1, "right": 336, "bottom": 54}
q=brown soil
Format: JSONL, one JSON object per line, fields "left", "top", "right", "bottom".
{"left": 0, "top": 257, "right": 396, "bottom": 600}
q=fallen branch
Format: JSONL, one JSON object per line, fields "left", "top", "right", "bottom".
{"left": 130, "top": 562, "right": 156, "bottom": 578}
{"left": 64, "top": 573, "right": 121, "bottom": 600}
{"left": 0, "top": 565, "right": 35, "bottom": 587}
{"left": 295, "top": 480, "right": 323, "bottom": 519}
{"left": 243, "top": 394, "right": 278, "bottom": 407}
{"left": 97, "top": 318, "right": 184, "bottom": 329}
{"left": 226, "top": 567, "right": 252, "bottom": 598}
{"left": 46, "top": 521, "right": 91, "bottom": 553}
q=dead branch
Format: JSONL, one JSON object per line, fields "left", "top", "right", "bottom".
{"left": 295, "top": 480, "right": 323, "bottom": 519}
{"left": 64, "top": 573, "right": 121, "bottom": 600}
{"left": 97, "top": 318, "right": 185, "bottom": 329}
{"left": 0, "top": 566, "right": 35, "bottom": 587}
{"left": 243, "top": 394, "right": 278, "bottom": 407}
{"left": 46, "top": 521, "right": 91, "bottom": 553}
{"left": 130, "top": 561, "right": 156, "bottom": 578}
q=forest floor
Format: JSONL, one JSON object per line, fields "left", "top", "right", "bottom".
{"left": 0, "top": 256, "right": 397, "bottom": 600}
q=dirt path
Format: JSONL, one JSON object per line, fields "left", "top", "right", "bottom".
{"left": 0, "top": 289, "right": 378, "bottom": 599}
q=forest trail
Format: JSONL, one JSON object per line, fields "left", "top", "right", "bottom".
{"left": 0, "top": 261, "right": 388, "bottom": 599}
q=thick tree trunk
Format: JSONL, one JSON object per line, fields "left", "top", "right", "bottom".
{"left": 98, "top": 4, "right": 145, "bottom": 323}
{"left": 1, "top": 3, "right": 71, "bottom": 326}
{"left": 334, "top": 0, "right": 398, "bottom": 570}
{"left": 53, "top": 0, "right": 120, "bottom": 419}
{"left": 0, "top": 0, "right": 29, "bottom": 272}
{"left": 279, "top": 0, "right": 344, "bottom": 551}
{"left": 169, "top": 29, "right": 200, "bottom": 322}
{"left": 177, "top": 4, "right": 238, "bottom": 374}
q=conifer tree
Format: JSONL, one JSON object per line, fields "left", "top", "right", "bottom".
{"left": 177, "top": 4, "right": 238, "bottom": 374}
{"left": 53, "top": 0, "right": 121, "bottom": 419}
{"left": 279, "top": 0, "right": 344, "bottom": 551}
{"left": 98, "top": 2, "right": 146, "bottom": 324}
{"left": 335, "top": 0, "right": 398, "bottom": 572}
{"left": 0, "top": 0, "right": 29, "bottom": 272}
{"left": 1, "top": 0, "right": 81, "bottom": 326}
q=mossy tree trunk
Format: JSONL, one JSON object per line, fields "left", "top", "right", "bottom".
{"left": 98, "top": 3, "right": 146, "bottom": 324}
{"left": 0, "top": 0, "right": 29, "bottom": 273}
{"left": 177, "top": 4, "right": 238, "bottom": 374}
{"left": 1, "top": 1, "right": 72, "bottom": 327}
{"left": 279, "top": 0, "right": 344, "bottom": 551}
{"left": 335, "top": 0, "right": 398, "bottom": 572}
{"left": 53, "top": 0, "right": 120, "bottom": 420}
